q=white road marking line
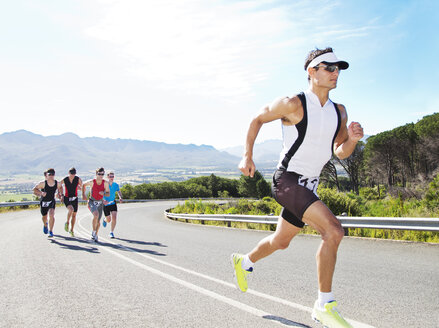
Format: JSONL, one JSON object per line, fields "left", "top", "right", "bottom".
{"left": 77, "top": 214, "right": 375, "bottom": 328}
{"left": 75, "top": 219, "right": 287, "bottom": 325}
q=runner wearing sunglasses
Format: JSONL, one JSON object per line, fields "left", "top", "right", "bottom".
{"left": 102, "top": 171, "right": 123, "bottom": 239}
{"left": 82, "top": 167, "right": 110, "bottom": 242}
{"left": 232, "top": 48, "right": 363, "bottom": 328}
{"left": 33, "top": 168, "right": 63, "bottom": 238}
{"left": 59, "top": 167, "right": 83, "bottom": 237}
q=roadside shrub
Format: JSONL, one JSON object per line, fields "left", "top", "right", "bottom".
{"left": 359, "top": 186, "right": 386, "bottom": 200}
{"left": 317, "top": 187, "right": 361, "bottom": 216}
{"left": 425, "top": 174, "right": 439, "bottom": 210}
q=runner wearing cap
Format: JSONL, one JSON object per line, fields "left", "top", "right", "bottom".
{"left": 59, "top": 167, "right": 83, "bottom": 237}
{"left": 102, "top": 171, "right": 123, "bottom": 239}
{"left": 33, "top": 168, "right": 63, "bottom": 238}
{"left": 232, "top": 47, "right": 363, "bottom": 328}
{"left": 82, "top": 167, "right": 110, "bottom": 242}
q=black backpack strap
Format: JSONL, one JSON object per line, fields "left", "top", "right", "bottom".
{"left": 280, "top": 92, "right": 308, "bottom": 170}
{"left": 331, "top": 103, "right": 342, "bottom": 154}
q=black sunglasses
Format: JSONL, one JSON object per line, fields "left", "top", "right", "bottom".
{"left": 47, "top": 173, "right": 54, "bottom": 176}
{"left": 315, "top": 64, "right": 340, "bottom": 73}
{"left": 97, "top": 173, "right": 105, "bottom": 176}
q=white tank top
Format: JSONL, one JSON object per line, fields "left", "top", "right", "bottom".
{"left": 277, "top": 89, "right": 340, "bottom": 177}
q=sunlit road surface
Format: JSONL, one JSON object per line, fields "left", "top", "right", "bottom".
{"left": 1, "top": 202, "right": 438, "bottom": 327}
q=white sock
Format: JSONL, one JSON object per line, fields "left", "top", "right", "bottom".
{"left": 318, "top": 291, "right": 335, "bottom": 309}
{"left": 241, "top": 255, "right": 254, "bottom": 271}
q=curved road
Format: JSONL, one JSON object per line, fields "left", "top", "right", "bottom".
{"left": 0, "top": 202, "right": 438, "bottom": 327}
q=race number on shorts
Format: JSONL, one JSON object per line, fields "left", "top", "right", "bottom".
{"left": 41, "top": 201, "right": 52, "bottom": 207}
{"left": 298, "top": 177, "right": 319, "bottom": 195}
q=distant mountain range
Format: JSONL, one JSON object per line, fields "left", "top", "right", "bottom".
{"left": 0, "top": 130, "right": 368, "bottom": 176}
{"left": 221, "top": 139, "right": 283, "bottom": 164}
{"left": 0, "top": 130, "right": 241, "bottom": 175}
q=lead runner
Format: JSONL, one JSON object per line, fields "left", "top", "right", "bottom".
{"left": 232, "top": 47, "right": 363, "bottom": 328}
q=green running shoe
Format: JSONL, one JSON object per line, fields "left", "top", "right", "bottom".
{"left": 69, "top": 230, "right": 74, "bottom": 237}
{"left": 312, "top": 301, "right": 352, "bottom": 328}
{"left": 64, "top": 222, "right": 69, "bottom": 232}
{"left": 231, "top": 253, "right": 252, "bottom": 292}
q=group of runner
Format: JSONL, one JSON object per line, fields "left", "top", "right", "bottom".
{"left": 32, "top": 167, "right": 123, "bottom": 242}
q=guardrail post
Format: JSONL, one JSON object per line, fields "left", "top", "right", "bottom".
{"left": 340, "top": 212, "right": 349, "bottom": 236}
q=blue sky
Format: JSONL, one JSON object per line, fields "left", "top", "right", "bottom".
{"left": 1, "top": 0, "right": 438, "bottom": 149}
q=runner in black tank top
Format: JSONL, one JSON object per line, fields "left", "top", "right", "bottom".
{"left": 41, "top": 180, "right": 58, "bottom": 204}
{"left": 64, "top": 176, "right": 79, "bottom": 198}
{"left": 33, "top": 168, "right": 62, "bottom": 238}
{"left": 60, "top": 168, "right": 83, "bottom": 237}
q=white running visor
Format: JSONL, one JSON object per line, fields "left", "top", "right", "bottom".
{"left": 306, "top": 52, "right": 349, "bottom": 70}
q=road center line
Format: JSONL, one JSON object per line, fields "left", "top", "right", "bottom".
{"left": 77, "top": 213, "right": 374, "bottom": 328}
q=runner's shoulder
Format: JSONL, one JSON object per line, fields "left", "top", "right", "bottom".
{"left": 271, "top": 96, "right": 302, "bottom": 115}
{"left": 34, "top": 180, "right": 46, "bottom": 188}
{"left": 83, "top": 179, "right": 94, "bottom": 185}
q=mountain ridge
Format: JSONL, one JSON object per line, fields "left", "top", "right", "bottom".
{"left": 0, "top": 130, "right": 239, "bottom": 175}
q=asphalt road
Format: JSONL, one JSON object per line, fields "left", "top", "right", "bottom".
{"left": 0, "top": 202, "right": 438, "bottom": 328}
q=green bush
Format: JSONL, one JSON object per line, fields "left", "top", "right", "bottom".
{"left": 359, "top": 186, "right": 386, "bottom": 200}
{"left": 169, "top": 197, "right": 438, "bottom": 243}
{"left": 317, "top": 187, "right": 361, "bottom": 216}
{"left": 425, "top": 174, "right": 439, "bottom": 210}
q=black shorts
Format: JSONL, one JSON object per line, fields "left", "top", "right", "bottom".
{"left": 272, "top": 169, "right": 320, "bottom": 228}
{"left": 40, "top": 200, "right": 56, "bottom": 216}
{"left": 104, "top": 203, "right": 117, "bottom": 216}
{"left": 63, "top": 196, "right": 79, "bottom": 212}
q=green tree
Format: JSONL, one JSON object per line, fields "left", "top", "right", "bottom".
{"left": 256, "top": 178, "right": 271, "bottom": 198}
{"left": 238, "top": 170, "right": 270, "bottom": 198}
{"left": 425, "top": 174, "right": 439, "bottom": 210}
{"left": 415, "top": 113, "right": 439, "bottom": 177}
{"left": 121, "top": 184, "right": 134, "bottom": 199}
{"left": 207, "top": 174, "right": 219, "bottom": 197}
{"left": 336, "top": 141, "right": 364, "bottom": 194}
{"left": 320, "top": 159, "right": 340, "bottom": 190}
{"left": 364, "top": 131, "right": 397, "bottom": 186}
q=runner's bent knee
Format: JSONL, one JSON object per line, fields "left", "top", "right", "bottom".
{"left": 271, "top": 235, "right": 291, "bottom": 250}
{"left": 320, "top": 221, "right": 344, "bottom": 245}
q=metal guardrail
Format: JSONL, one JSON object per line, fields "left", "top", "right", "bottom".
{"left": 164, "top": 210, "right": 439, "bottom": 232}
{"left": 2, "top": 199, "right": 438, "bottom": 231}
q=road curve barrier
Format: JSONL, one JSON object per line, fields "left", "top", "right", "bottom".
{"left": 1, "top": 199, "right": 437, "bottom": 231}
{"left": 164, "top": 209, "right": 439, "bottom": 232}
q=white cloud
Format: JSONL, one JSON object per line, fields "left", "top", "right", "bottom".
{"left": 84, "top": 0, "right": 304, "bottom": 98}
{"left": 84, "top": 0, "right": 384, "bottom": 101}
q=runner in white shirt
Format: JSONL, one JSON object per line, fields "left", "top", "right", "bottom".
{"left": 232, "top": 47, "right": 364, "bottom": 328}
